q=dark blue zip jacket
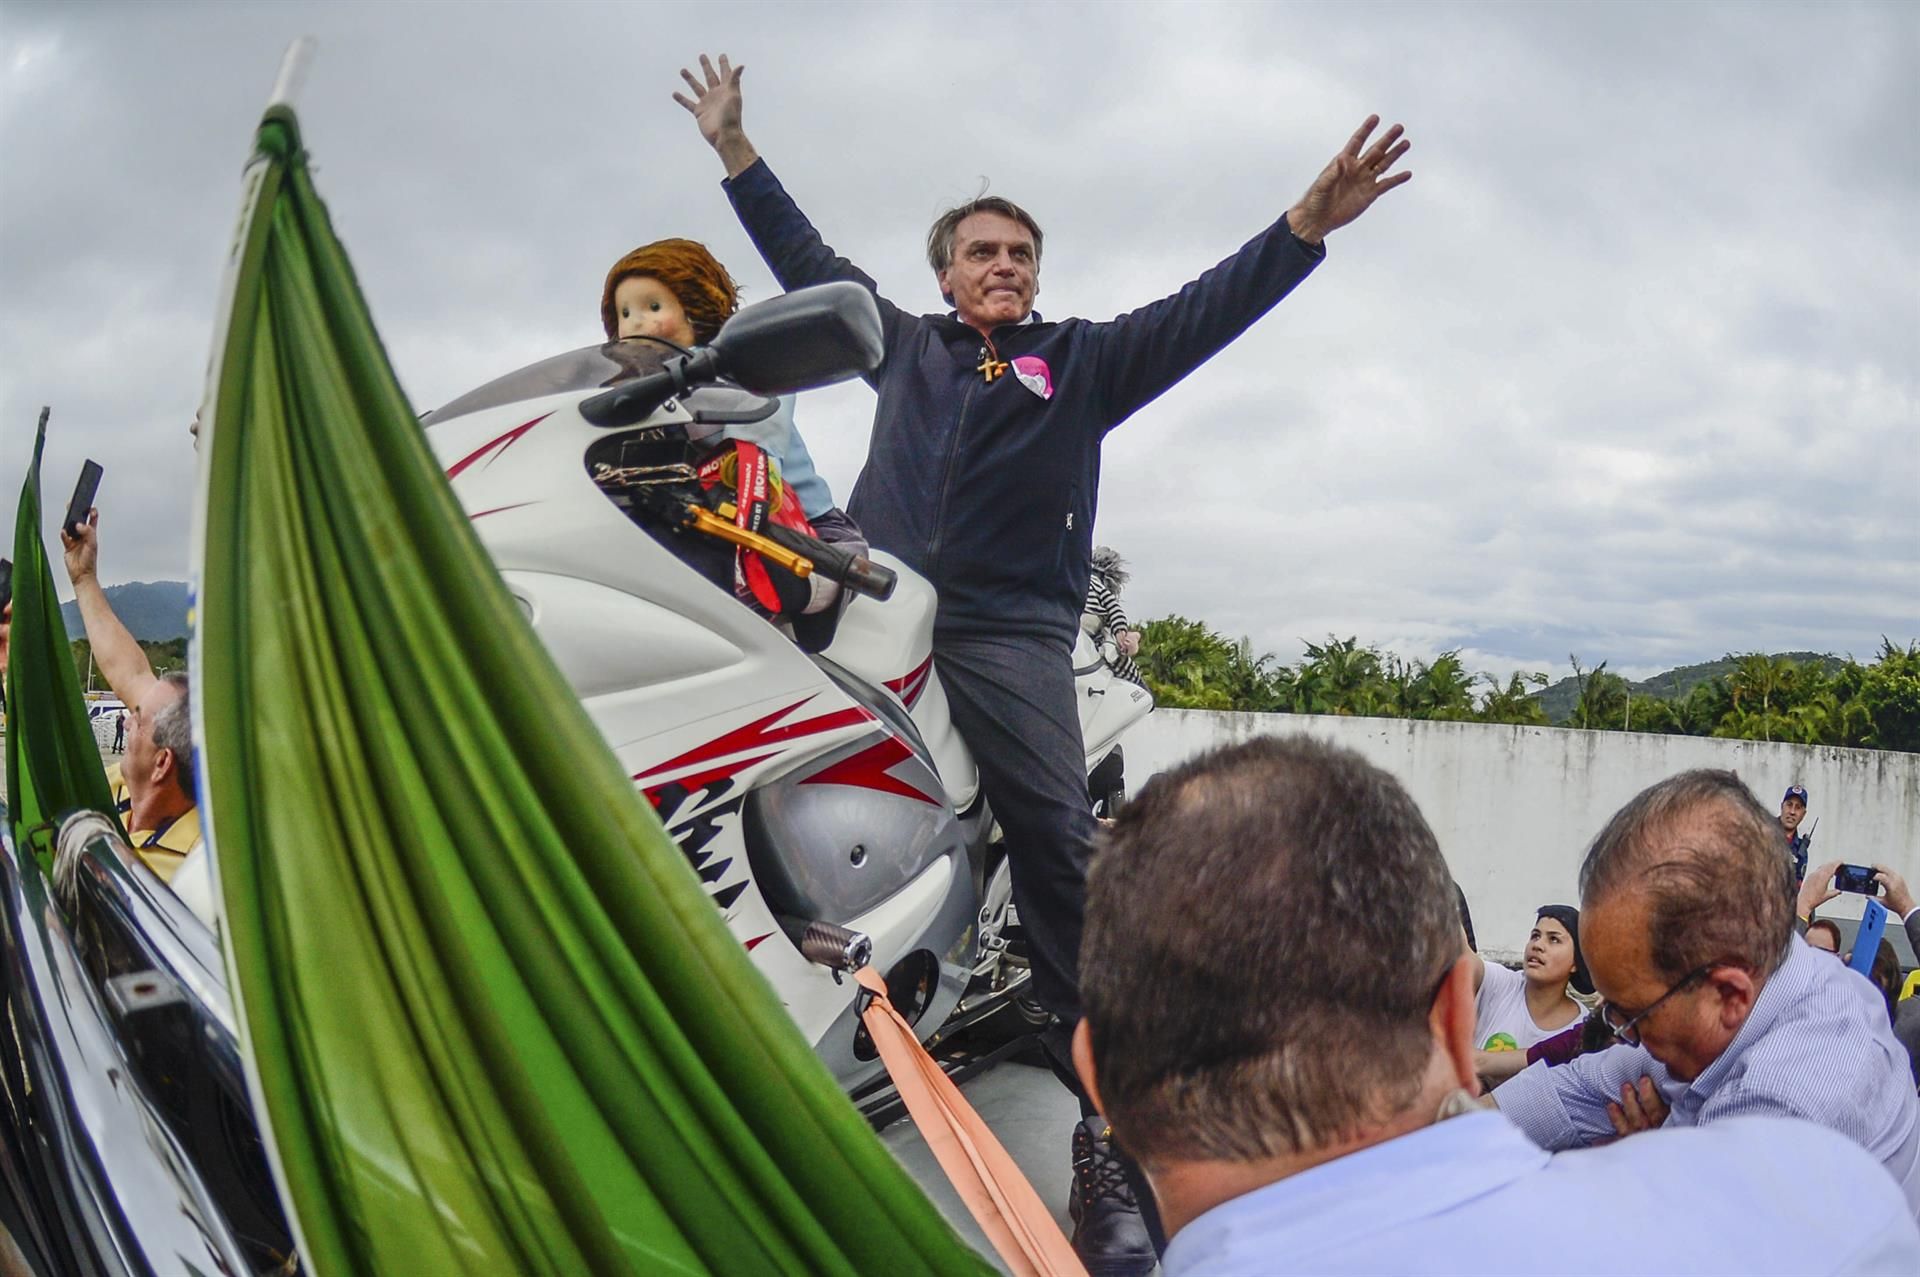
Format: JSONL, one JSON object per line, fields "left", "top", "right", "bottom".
{"left": 724, "top": 158, "right": 1325, "bottom": 643}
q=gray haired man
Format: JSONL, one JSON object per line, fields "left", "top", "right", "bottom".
{"left": 1495, "top": 770, "right": 1920, "bottom": 1213}
{"left": 1074, "top": 737, "right": 1920, "bottom": 1274}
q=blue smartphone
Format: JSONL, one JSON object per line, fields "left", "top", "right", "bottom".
{"left": 1849, "top": 899, "right": 1890, "bottom": 977}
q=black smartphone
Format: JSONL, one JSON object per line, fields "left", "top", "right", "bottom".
{"left": 1834, "top": 864, "right": 1881, "bottom": 896}
{"left": 0, "top": 557, "right": 12, "bottom": 609}
{"left": 63, "top": 460, "right": 103, "bottom": 539}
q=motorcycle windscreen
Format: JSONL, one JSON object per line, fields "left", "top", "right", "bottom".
{"left": 6, "top": 413, "right": 123, "bottom": 867}
{"left": 192, "top": 102, "right": 992, "bottom": 1277}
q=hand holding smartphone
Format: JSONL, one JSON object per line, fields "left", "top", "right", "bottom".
{"left": 1834, "top": 864, "right": 1882, "bottom": 896}
{"left": 63, "top": 460, "right": 103, "bottom": 540}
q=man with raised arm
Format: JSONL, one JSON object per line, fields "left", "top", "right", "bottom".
{"left": 676, "top": 54, "right": 1411, "bottom": 1270}
{"left": 62, "top": 510, "right": 214, "bottom": 926}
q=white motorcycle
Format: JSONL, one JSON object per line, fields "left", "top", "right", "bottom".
{"left": 423, "top": 283, "right": 1153, "bottom": 1099}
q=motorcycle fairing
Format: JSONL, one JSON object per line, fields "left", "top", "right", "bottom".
{"left": 427, "top": 352, "right": 1152, "bottom": 1088}
{"left": 819, "top": 569, "right": 980, "bottom": 809}
{"left": 432, "top": 391, "right": 981, "bottom": 1085}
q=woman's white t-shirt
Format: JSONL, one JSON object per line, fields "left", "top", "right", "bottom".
{"left": 1475, "top": 960, "right": 1586, "bottom": 1054}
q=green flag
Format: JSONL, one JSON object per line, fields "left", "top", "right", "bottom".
{"left": 196, "top": 104, "right": 991, "bottom": 1275}
{"left": 6, "top": 410, "right": 120, "bottom": 869}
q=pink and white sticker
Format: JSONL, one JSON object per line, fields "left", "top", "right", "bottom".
{"left": 1010, "top": 355, "right": 1053, "bottom": 401}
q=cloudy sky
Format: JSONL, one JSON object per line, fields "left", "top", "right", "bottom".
{"left": 2, "top": 0, "right": 1914, "bottom": 680}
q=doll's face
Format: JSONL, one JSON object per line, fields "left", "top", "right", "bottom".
{"left": 614, "top": 275, "right": 698, "bottom": 346}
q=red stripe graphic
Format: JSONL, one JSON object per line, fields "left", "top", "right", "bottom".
{"left": 801, "top": 735, "right": 942, "bottom": 806}
{"left": 470, "top": 502, "right": 536, "bottom": 520}
{"left": 640, "top": 753, "right": 777, "bottom": 803}
{"left": 884, "top": 653, "right": 936, "bottom": 709}
{"left": 446, "top": 412, "right": 552, "bottom": 480}
{"left": 633, "top": 695, "right": 876, "bottom": 783}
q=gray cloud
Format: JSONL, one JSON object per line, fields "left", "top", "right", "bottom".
{"left": 3, "top": 0, "right": 1914, "bottom": 683}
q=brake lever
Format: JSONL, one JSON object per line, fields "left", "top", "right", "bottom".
{"left": 634, "top": 490, "right": 818, "bottom": 579}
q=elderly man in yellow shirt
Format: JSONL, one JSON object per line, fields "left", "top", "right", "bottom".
{"left": 66, "top": 510, "right": 212, "bottom": 924}
{"left": 102, "top": 676, "right": 199, "bottom": 880}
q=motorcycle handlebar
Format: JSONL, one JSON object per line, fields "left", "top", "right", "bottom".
{"left": 760, "top": 523, "right": 897, "bottom": 602}
{"left": 580, "top": 349, "right": 721, "bottom": 428}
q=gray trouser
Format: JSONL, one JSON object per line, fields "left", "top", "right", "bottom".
{"left": 932, "top": 630, "right": 1095, "bottom": 1027}
{"left": 937, "top": 631, "right": 1168, "bottom": 1247}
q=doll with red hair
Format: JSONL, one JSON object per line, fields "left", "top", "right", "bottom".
{"left": 601, "top": 239, "right": 865, "bottom": 628}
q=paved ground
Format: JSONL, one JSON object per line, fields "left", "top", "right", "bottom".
{"left": 878, "top": 1056, "right": 1149, "bottom": 1275}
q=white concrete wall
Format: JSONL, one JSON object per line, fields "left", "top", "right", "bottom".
{"left": 1119, "top": 710, "right": 1920, "bottom": 961}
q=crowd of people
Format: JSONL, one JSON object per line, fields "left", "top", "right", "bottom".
{"left": 665, "top": 55, "right": 1920, "bottom": 1267}
{"left": 7, "top": 47, "right": 1916, "bottom": 1276}
{"left": 1081, "top": 745, "right": 1920, "bottom": 1273}
{"left": 5, "top": 42, "right": 1396, "bottom": 1272}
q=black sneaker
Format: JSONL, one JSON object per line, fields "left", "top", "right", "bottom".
{"left": 1068, "top": 1117, "right": 1157, "bottom": 1277}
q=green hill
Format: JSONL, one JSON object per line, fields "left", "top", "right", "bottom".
{"left": 1534, "top": 651, "right": 1845, "bottom": 723}
{"left": 59, "top": 580, "right": 190, "bottom": 641}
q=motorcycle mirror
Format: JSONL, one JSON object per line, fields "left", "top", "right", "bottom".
{"left": 580, "top": 283, "right": 882, "bottom": 428}
{"left": 709, "top": 282, "right": 884, "bottom": 395}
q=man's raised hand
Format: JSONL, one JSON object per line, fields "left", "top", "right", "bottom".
{"left": 674, "top": 53, "right": 759, "bottom": 178}
{"left": 61, "top": 508, "right": 100, "bottom": 587}
{"left": 674, "top": 53, "right": 741, "bottom": 148}
{"left": 1286, "top": 115, "right": 1412, "bottom": 246}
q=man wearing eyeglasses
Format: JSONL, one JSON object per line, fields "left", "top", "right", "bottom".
{"left": 1077, "top": 739, "right": 1919, "bottom": 1274}
{"left": 1494, "top": 770, "right": 1920, "bottom": 1214}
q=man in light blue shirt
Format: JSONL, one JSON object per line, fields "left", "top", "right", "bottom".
{"left": 1165, "top": 1112, "right": 1915, "bottom": 1276}
{"left": 1495, "top": 771, "right": 1920, "bottom": 1214}
{"left": 1075, "top": 740, "right": 1920, "bottom": 1276}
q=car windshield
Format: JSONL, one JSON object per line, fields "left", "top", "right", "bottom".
{"left": 423, "top": 339, "right": 682, "bottom": 425}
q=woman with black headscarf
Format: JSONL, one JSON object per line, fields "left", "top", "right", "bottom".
{"left": 1466, "top": 904, "right": 1592, "bottom": 1089}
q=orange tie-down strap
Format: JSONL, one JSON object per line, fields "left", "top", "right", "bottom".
{"left": 853, "top": 966, "right": 1087, "bottom": 1277}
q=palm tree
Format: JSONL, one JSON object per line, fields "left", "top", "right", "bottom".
{"left": 1130, "top": 621, "right": 1918, "bottom": 750}
{"left": 1859, "top": 638, "right": 1920, "bottom": 752}
{"left": 1227, "top": 636, "right": 1295, "bottom": 713}
{"left": 1137, "top": 618, "right": 1296, "bottom": 712}
{"left": 1727, "top": 652, "right": 1795, "bottom": 741}
{"left": 1299, "top": 637, "right": 1388, "bottom": 716}
{"left": 1623, "top": 695, "right": 1682, "bottom": 734}
{"left": 1477, "top": 671, "right": 1550, "bottom": 726}
{"left": 1677, "top": 677, "right": 1732, "bottom": 736}
{"left": 1138, "top": 616, "right": 1239, "bottom": 709}
{"left": 1568, "top": 656, "right": 1628, "bottom": 730}
{"left": 1402, "top": 652, "right": 1477, "bottom": 721}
